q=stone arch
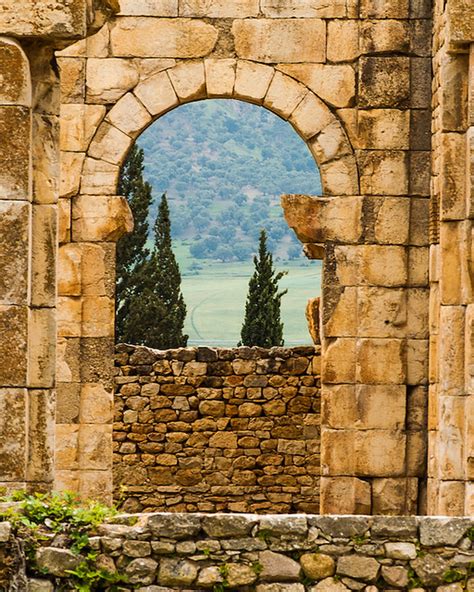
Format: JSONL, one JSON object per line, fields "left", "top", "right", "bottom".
{"left": 82, "top": 60, "right": 359, "bottom": 200}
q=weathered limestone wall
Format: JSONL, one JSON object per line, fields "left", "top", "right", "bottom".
{"left": 3, "top": 514, "right": 474, "bottom": 591}
{"left": 114, "top": 345, "right": 321, "bottom": 514}
{"left": 428, "top": 0, "right": 474, "bottom": 515}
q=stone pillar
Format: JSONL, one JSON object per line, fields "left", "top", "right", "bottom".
{"left": 428, "top": 0, "right": 474, "bottom": 516}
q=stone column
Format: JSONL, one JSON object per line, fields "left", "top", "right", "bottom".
{"left": 428, "top": 0, "right": 474, "bottom": 516}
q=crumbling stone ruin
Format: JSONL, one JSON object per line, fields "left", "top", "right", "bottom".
{"left": 0, "top": 0, "right": 473, "bottom": 522}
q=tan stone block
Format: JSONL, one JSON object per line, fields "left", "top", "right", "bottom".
{"left": 320, "top": 156, "right": 359, "bottom": 195}
{"left": 0, "top": 388, "right": 26, "bottom": 481}
{"left": 357, "top": 287, "right": 407, "bottom": 338}
{"left": 371, "top": 196, "right": 411, "bottom": 244}
{"left": 361, "top": 20, "right": 410, "bottom": 54}
{"left": 278, "top": 63, "right": 355, "bottom": 109}
{"left": 359, "top": 245, "right": 407, "bottom": 287}
{"left": 324, "top": 286, "right": 358, "bottom": 337}
{"left": 0, "top": 106, "right": 31, "bottom": 200}
{"left": 0, "top": 201, "right": 29, "bottom": 305}
{"left": 60, "top": 152, "right": 85, "bottom": 199}
{"left": 440, "top": 221, "right": 472, "bottom": 305}
{"left": 81, "top": 243, "right": 115, "bottom": 297}
{"left": 54, "top": 470, "right": 79, "bottom": 494}
{"left": 31, "top": 204, "right": 56, "bottom": 308}
{"left": 134, "top": 71, "right": 179, "bottom": 117}
{"left": 288, "top": 93, "right": 334, "bottom": 140}
{"left": 110, "top": 17, "right": 218, "bottom": 58}
{"left": 79, "top": 424, "right": 113, "bottom": 470}
{"left": 409, "top": 151, "right": 430, "bottom": 197}
{"left": 58, "top": 198, "right": 71, "bottom": 243}
{"left": 429, "top": 283, "right": 439, "bottom": 337}
{"left": 56, "top": 337, "right": 81, "bottom": 383}
{"left": 358, "top": 109, "right": 410, "bottom": 150}
{"left": 88, "top": 122, "right": 133, "bottom": 166}
{"left": 406, "top": 430, "right": 427, "bottom": 476}
{"left": 320, "top": 477, "right": 371, "bottom": 515}
{"left": 322, "top": 384, "right": 406, "bottom": 429}
{"left": 72, "top": 195, "right": 133, "bottom": 242}
{"left": 331, "top": 245, "right": 359, "bottom": 286}
{"left": 357, "top": 338, "right": 405, "bottom": 384}
{"left": 281, "top": 194, "right": 363, "bottom": 244}
{"left": 360, "top": 0, "right": 409, "bottom": 18}
{"left": 60, "top": 104, "right": 106, "bottom": 152}
{"left": 440, "top": 132, "right": 467, "bottom": 221}
{"left": 438, "top": 396, "right": 466, "bottom": 480}
{"left": 233, "top": 19, "right": 326, "bottom": 64}
{"left": 408, "top": 247, "right": 429, "bottom": 287}
{"left": 180, "top": 0, "right": 259, "bottom": 17}
{"left": 0, "top": 305, "right": 28, "bottom": 386}
{"left": 32, "top": 113, "right": 59, "bottom": 205}
{"left": 356, "top": 430, "right": 406, "bottom": 477}
{"left": 0, "top": 38, "right": 31, "bottom": 106}
{"left": 263, "top": 72, "right": 308, "bottom": 119}
{"left": 82, "top": 296, "right": 114, "bottom": 337}
{"left": 56, "top": 382, "right": 80, "bottom": 424}
{"left": 27, "top": 389, "right": 55, "bottom": 483}
{"left": 57, "top": 24, "right": 110, "bottom": 58}
{"left": 407, "top": 385, "right": 428, "bottom": 431}
{"left": 261, "top": 0, "right": 347, "bottom": 17}
{"left": 372, "top": 478, "right": 418, "bottom": 515}
{"left": 233, "top": 61, "right": 274, "bottom": 104}
{"left": 168, "top": 60, "right": 206, "bottom": 101}
{"left": 429, "top": 337, "right": 438, "bottom": 384}
{"left": 321, "top": 428, "right": 357, "bottom": 474}
{"left": 81, "top": 383, "right": 113, "bottom": 424}
{"left": 407, "top": 289, "right": 429, "bottom": 338}
{"left": 446, "top": 0, "right": 474, "bottom": 45}
{"left": 58, "top": 57, "right": 85, "bottom": 103}
{"left": 359, "top": 151, "right": 408, "bottom": 196}
{"left": 406, "top": 339, "right": 428, "bottom": 385}
{"left": 309, "top": 121, "right": 352, "bottom": 165}
{"left": 409, "top": 197, "right": 429, "bottom": 246}
{"left": 439, "top": 306, "right": 465, "bottom": 397}
{"left": 440, "top": 54, "right": 469, "bottom": 132}
{"left": 55, "top": 424, "right": 80, "bottom": 471}
{"left": 57, "top": 296, "right": 82, "bottom": 338}
{"left": 438, "top": 481, "right": 466, "bottom": 516}
{"left": 359, "top": 57, "right": 410, "bottom": 108}
{"left": 327, "top": 20, "right": 360, "bottom": 62}
{"left": 205, "top": 59, "right": 236, "bottom": 98}
{"left": 81, "top": 158, "right": 119, "bottom": 195}
{"left": 118, "top": 0, "right": 178, "bottom": 15}
{"left": 466, "top": 305, "right": 474, "bottom": 394}
{"left": 321, "top": 338, "right": 356, "bottom": 384}
{"left": 86, "top": 58, "right": 139, "bottom": 104}
{"left": 79, "top": 470, "right": 113, "bottom": 503}
{"left": 106, "top": 93, "right": 151, "bottom": 138}
{"left": 466, "top": 482, "right": 474, "bottom": 516}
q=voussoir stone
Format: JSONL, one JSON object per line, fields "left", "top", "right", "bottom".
{"left": 147, "top": 513, "right": 201, "bottom": 539}
{"left": 336, "top": 555, "right": 380, "bottom": 582}
{"left": 300, "top": 553, "right": 336, "bottom": 580}
{"left": 35, "top": 548, "right": 82, "bottom": 577}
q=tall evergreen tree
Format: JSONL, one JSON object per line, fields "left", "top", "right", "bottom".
{"left": 145, "top": 194, "right": 188, "bottom": 349}
{"left": 240, "top": 229, "right": 287, "bottom": 347}
{"left": 116, "top": 144, "right": 153, "bottom": 343}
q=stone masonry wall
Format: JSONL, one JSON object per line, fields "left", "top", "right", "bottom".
{"left": 3, "top": 514, "right": 474, "bottom": 591}
{"left": 113, "top": 345, "right": 321, "bottom": 514}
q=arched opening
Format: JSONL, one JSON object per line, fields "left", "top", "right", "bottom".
{"left": 119, "top": 98, "right": 322, "bottom": 347}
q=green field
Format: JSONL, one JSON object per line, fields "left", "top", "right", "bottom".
{"left": 179, "top": 252, "right": 322, "bottom": 347}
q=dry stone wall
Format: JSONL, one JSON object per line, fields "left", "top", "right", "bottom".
{"left": 3, "top": 514, "right": 474, "bottom": 591}
{"left": 114, "top": 345, "right": 321, "bottom": 514}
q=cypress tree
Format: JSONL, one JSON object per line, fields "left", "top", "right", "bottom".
{"left": 116, "top": 144, "right": 153, "bottom": 343}
{"left": 146, "top": 194, "right": 188, "bottom": 349}
{"left": 240, "top": 229, "right": 287, "bottom": 347}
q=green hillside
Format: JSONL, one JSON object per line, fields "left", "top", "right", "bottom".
{"left": 137, "top": 99, "right": 322, "bottom": 346}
